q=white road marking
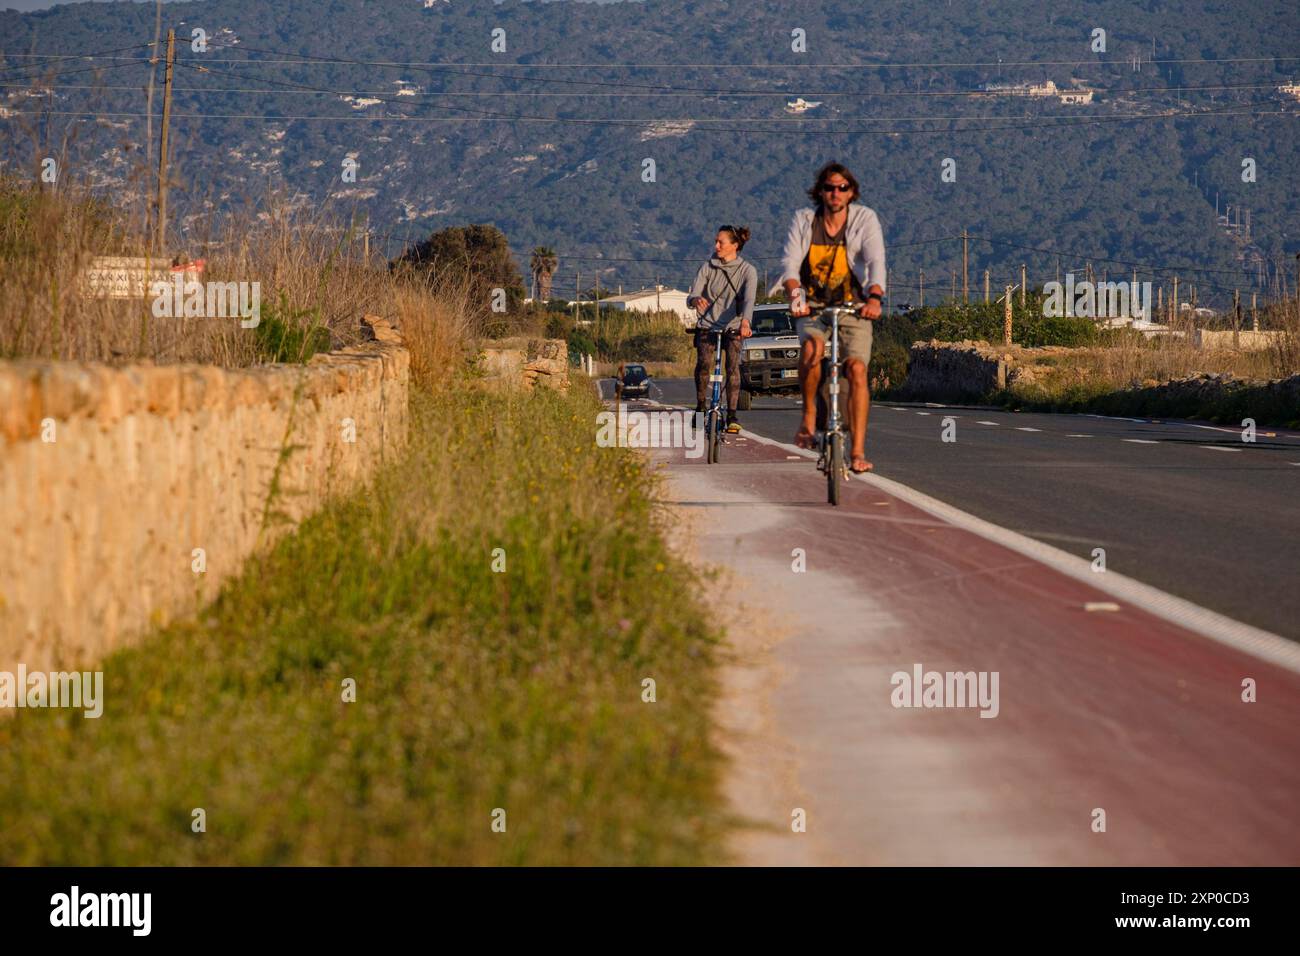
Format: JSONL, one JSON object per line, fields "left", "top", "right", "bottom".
{"left": 1066, "top": 434, "right": 1093, "bottom": 438}
{"left": 1084, "top": 602, "right": 1122, "bottom": 612}
{"left": 1199, "top": 445, "right": 1241, "bottom": 453}
{"left": 1173, "top": 421, "right": 1248, "bottom": 435}
{"left": 737, "top": 428, "right": 1300, "bottom": 676}
{"left": 915, "top": 411, "right": 932, "bottom": 416}
{"left": 1122, "top": 439, "right": 1159, "bottom": 444}
{"left": 1083, "top": 413, "right": 1151, "bottom": 424}
{"left": 1015, "top": 427, "right": 1042, "bottom": 432}
{"left": 976, "top": 421, "right": 1000, "bottom": 426}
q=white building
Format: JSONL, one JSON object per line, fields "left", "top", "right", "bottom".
{"left": 1059, "top": 90, "right": 1094, "bottom": 104}
{"left": 786, "top": 98, "right": 824, "bottom": 113}
{"left": 600, "top": 286, "right": 693, "bottom": 322}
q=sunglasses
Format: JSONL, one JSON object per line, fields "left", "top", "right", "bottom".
{"left": 821, "top": 183, "right": 853, "bottom": 194}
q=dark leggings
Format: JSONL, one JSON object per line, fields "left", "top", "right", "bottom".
{"left": 694, "top": 330, "right": 742, "bottom": 410}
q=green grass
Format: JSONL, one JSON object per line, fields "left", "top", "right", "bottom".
{"left": 0, "top": 382, "right": 726, "bottom": 865}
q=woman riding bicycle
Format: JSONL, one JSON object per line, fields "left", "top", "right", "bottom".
{"left": 685, "top": 225, "right": 758, "bottom": 433}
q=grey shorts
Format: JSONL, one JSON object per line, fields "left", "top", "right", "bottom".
{"left": 797, "top": 313, "right": 874, "bottom": 363}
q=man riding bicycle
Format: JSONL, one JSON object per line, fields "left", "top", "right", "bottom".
{"left": 775, "top": 163, "right": 886, "bottom": 473}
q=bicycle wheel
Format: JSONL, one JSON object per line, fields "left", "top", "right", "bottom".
{"left": 827, "top": 430, "right": 843, "bottom": 506}
{"left": 708, "top": 410, "right": 721, "bottom": 463}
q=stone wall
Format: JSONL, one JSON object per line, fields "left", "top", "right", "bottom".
{"left": 1193, "top": 329, "right": 1285, "bottom": 351}
{"left": 479, "top": 337, "right": 570, "bottom": 391}
{"left": 899, "top": 340, "right": 1085, "bottom": 402}
{"left": 0, "top": 316, "right": 409, "bottom": 673}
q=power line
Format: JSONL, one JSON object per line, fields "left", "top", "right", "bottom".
{"left": 969, "top": 233, "right": 1289, "bottom": 276}
{"left": 15, "top": 100, "right": 1291, "bottom": 136}
{"left": 126, "top": 51, "right": 1300, "bottom": 69}
{"left": 17, "top": 80, "right": 1288, "bottom": 99}
{"left": 0, "top": 60, "right": 151, "bottom": 85}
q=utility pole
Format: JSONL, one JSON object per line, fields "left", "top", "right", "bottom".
{"left": 1172, "top": 275, "right": 1179, "bottom": 326}
{"left": 655, "top": 273, "right": 660, "bottom": 312}
{"left": 919, "top": 268, "right": 925, "bottom": 309}
{"left": 984, "top": 268, "right": 990, "bottom": 303}
{"left": 363, "top": 232, "right": 370, "bottom": 262}
{"left": 1003, "top": 286, "right": 1013, "bottom": 345}
{"left": 961, "top": 230, "right": 969, "bottom": 302}
{"left": 576, "top": 268, "right": 581, "bottom": 322}
{"left": 1251, "top": 291, "right": 1258, "bottom": 332}
{"left": 154, "top": 28, "right": 176, "bottom": 256}
{"left": 594, "top": 274, "right": 601, "bottom": 323}
{"left": 1020, "top": 263, "right": 1026, "bottom": 307}
{"left": 1233, "top": 288, "right": 1241, "bottom": 349}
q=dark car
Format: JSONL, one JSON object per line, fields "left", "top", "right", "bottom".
{"left": 613, "top": 363, "right": 651, "bottom": 400}
{"left": 738, "top": 305, "right": 801, "bottom": 408}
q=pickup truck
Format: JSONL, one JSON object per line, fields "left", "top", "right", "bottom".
{"left": 738, "top": 305, "right": 801, "bottom": 409}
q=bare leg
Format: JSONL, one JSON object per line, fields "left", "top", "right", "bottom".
{"left": 796, "top": 336, "right": 825, "bottom": 447}
{"left": 846, "top": 357, "right": 872, "bottom": 471}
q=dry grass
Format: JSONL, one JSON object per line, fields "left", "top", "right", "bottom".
{"left": 1008, "top": 317, "right": 1300, "bottom": 396}
{"left": 0, "top": 176, "right": 477, "bottom": 384}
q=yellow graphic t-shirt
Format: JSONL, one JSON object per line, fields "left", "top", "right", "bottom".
{"left": 799, "top": 218, "right": 866, "bottom": 306}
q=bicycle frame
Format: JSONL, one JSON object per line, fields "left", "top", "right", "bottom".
{"left": 704, "top": 328, "right": 728, "bottom": 463}
{"left": 811, "top": 305, "right": 860, "bottom": 503}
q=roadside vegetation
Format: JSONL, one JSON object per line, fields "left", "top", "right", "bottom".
{"left": 0, "top": 178, "right": 728, "bottom": 865}
{"left": 0, "top": 377, "right": 726, "bottom": 865}
{"left": 875, "top": 296, "right": 1300, "bottom": 424}
{"left": 0, "top": 175, "right": 487, "bottom": 369}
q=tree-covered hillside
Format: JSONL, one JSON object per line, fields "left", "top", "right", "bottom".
{"left": 2, "top": 0, "right": 1297, "bottom": 307}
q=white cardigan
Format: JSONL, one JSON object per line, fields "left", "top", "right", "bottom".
{"left": 770, "top": 203, "right": 887, "bottom": 298}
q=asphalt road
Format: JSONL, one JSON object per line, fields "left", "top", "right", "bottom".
{"left": 646, "top": 377, "right": 1300, "bottom": 638}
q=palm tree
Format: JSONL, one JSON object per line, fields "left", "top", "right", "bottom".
{"left": 530, "top": 246, "right": 558, "bottom": 302}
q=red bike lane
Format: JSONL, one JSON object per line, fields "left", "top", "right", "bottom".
{"left": 652, "top": 431, "right": 1300, "bottom": 865}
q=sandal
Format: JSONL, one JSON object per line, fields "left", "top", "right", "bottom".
{"left": 794, "top": 425, "right": 816, "bottom": 449}
{"left": 850, "top": 456, "right": 873, "bottom": 474}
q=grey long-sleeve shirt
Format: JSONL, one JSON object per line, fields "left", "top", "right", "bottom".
{"left": 686, "top": 255, "right": 758, "bottom": 332}
{"left": 769, "top": 203, "right": 887, "bottom": 298}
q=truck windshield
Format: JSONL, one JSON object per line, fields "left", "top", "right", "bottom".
{"left": 750, "top": 312, "right": 795, "bottom": 336}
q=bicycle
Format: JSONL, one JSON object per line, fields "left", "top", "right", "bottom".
{"left": 687, "top": 325, "right": 734, "bottom": 464}
{"left": 806, "top": 305, "right": 860, "bottom": 506}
